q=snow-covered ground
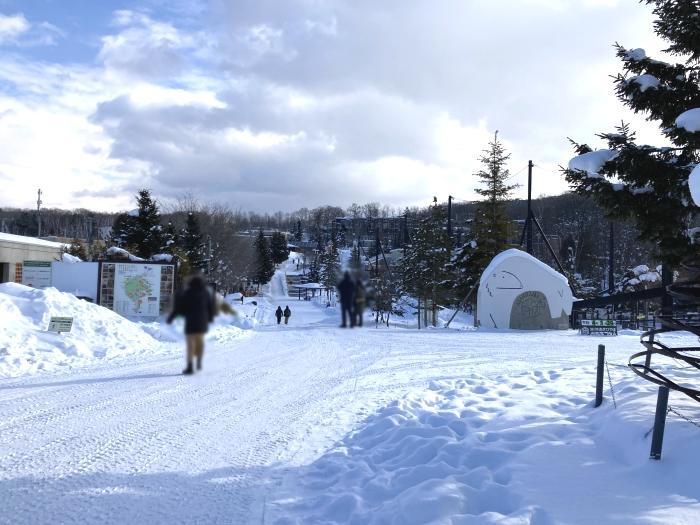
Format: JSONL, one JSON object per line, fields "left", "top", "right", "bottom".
{"left": 1, "top": 256, "right": 700, "bottom": 524}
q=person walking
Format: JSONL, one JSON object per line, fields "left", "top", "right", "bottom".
{"left": 275, "top": 306, "right": 283, "bottom": 325}
{"left": 283, "top": 305, "right": 291, "bottom": 325}
{"left": 337, "top": 271, "right": 356, "bottom": 328}
{"left": 354, "top": 279, "right": 366, "bottom": 327}
{"left": 167, "top": 274, "right": 215, "bottom": 375}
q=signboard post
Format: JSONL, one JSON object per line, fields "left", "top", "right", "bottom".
{"left": 22, "top": 261, "right": 52, "bottom": 289}
{"left": 48, "top": 317, "right": 73, "bottom": 334}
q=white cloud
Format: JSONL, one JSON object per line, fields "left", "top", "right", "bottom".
{"left": 0, "top": 1, "right": 673, "bottom": 212}
{"left": 0, "top": 13, "right": 29, "bottom": 43}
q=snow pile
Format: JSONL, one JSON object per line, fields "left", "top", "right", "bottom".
{"left": 568, "top": 149, "right": 618, "bottom": 178}
{"left": 676, "top": 108, "right": 700, "bottom": 133}
{"left": 0, "top": 283, "right": 165, "bottom": 377}
{"left": 105, "top": 246, "right": 145, "bottom": 261}
{"left": 629, "top": 73, "right": 660, "bottom": 92}
{"left": 272, "top": 361, "right": 700, "bottom": 524}
{"left": 150, "top": 253, "right": 173, "bottom": 262}
{"left": 61, "top": 252, "right": 82, "bottom": 263}
{"left": 690, "top": 164, "right": 700, "bottom": 207}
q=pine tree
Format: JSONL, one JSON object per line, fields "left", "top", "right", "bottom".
{"left": 126, "top": 189, "right": 163, "bottom": 259}
{"left": 294, "top": 220, "right": 303, "bottom": 242}
{"left": 110, "top": 212, "right": 133, "bottom": 248}
{"left": 402, "top": 205, "right": 452, "bottom": 326}
{"left": 319, "top": 245, "right": 341, "bottom": 291}
{"left": 66, "top": 238, "right": 88, "bottom": 260}
{"left": 181, "top": 212, "right": 204, "bottom": 270}
{"left": 270, "top": 231, "right": 290, "bottom": 265}
{"left": 161, "top": 221, "right": 179, "bottom": 254}
{"left": 452, "top": 132, "right": 516, "bottom": 297}
{"left": 565, "top": 0, "right": 700, "bottom": 268}
{"left": 253, "top": 230, "right": 274, "bottom": 288}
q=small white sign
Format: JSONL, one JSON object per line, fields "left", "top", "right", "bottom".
{"left": 48, "top": 317, "right": 73, "bottom": 333}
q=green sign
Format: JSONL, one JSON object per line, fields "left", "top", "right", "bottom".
{"left": 48, "top": 317, "right": 73, "bottom": 333}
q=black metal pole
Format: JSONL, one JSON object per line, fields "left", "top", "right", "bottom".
{"left": 595, "top": 344, "right": 605, "bottom": 407}
{"left": 661, "top": 265, "right": 673, "bottom": 316}
{"left": 526, "top": 161, "right": 533, "bottom": 254}
{"left": 447, "top": 195, "right": 453, "bottom": 239}
{"left": 650, "top": 386, "right": 670, "bottom": 460}
{"left": 608, "top": 221, "right": 614, "bottom": 294}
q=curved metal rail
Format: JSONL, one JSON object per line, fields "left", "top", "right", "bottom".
{"left": 628, "top": 256, "right": 700, "bottom": 403}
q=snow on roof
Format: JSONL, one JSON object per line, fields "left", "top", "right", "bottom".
{"left": 690, "top": 164, "right": 700, "bottom": 207}
{"left": 62, "top": 253, "right": 82, "bottom": 263}
{"left": 629, "top": 74, "right": 660, "bottom": 92}
{"left": 105, "top": 246, "right": 145, "bottom": 261}
{"left": 626, "top": 48, "right": 646, "bottom": 61}
{"left": 568, "top": 149, "right": 618, "bottom": 178}
{"left": 150, "top": 253, "right": 173, "bottom": 262}
{"left": 676, "top": 108, "right": 700, "bottom": 133}
{"left": 0, "top": 232, "right": 65, "bottom": 249}
{"left": 480, "top": 248, "right": 568, "bottom": 289}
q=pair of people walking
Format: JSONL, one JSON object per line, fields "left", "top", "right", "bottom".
{"left": 275, "top": 305, "right": 291, "bottom": 325}
{"left": 167, "top": 274, "right": 215, "bottom": 375}
{"left": 337, "top": 271, "right": 366, "bottom": 328}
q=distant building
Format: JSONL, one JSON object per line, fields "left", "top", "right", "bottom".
{"left": 0, "top": 233, "right": 65, "bottom": 284}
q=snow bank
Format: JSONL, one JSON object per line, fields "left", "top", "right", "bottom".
{"left": 272, "top": 360, "right": 700, "bottom": 524}
{"left": 568, "top": 149, "right": 618, "bottom": 178}
{"left": 61, "top": 252, "right": 82, "bottom": 263}
{"left": 0, "top": 283, "right": 164, "bottom": 377}
{"left": 676, "top": 108, "right": 700, "bottom": 133}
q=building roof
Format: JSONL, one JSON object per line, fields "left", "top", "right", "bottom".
{"left": 0, "top": 232, "right": 66, "bottom": 249}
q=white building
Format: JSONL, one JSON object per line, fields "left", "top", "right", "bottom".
{"left": 0, "top": 233, "right": 65, "bottom": 284}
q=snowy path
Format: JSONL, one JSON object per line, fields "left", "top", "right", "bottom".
{"left": 2, "top": 274, "right": 699, "bottom": 523}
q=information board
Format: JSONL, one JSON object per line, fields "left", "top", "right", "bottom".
{"left": 113, "top": 263, "right": 162, "bottom": 317}
{"left": 22, "top": 261, "right": 52, "bottom": 288}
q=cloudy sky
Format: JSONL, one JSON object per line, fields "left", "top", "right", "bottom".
{"left": 0, "top": 0, "right": 668, "bottom": 213}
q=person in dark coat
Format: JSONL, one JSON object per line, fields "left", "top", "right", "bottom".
{"left": 337, "top": 271, "right": 356, "bottom": 328}
{"left": 283, "top": 305, "right": 291, "bottom": 324}
{"left": 275, "top": 306, "right": 283, "bottom": 324}
{"left": 167, "top": 274, "right": 215, "bottom": 375}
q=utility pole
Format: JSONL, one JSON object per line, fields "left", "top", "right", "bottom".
{"left": 526, "top": 161, "right": 533, "bottom": 254}
{"left": 447, "top": 195, "right": 453, "bottom": 239}
{"left": 608, "top": 221, "right": 614, "bottom": 294}
{"left": 36, "top": 188, "right": 43, "bottom": 238}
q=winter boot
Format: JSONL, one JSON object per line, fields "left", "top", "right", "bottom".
{"left": 182, "top": 362, "right": 194, "bottom": 375}
{"left": 196, "top": 356, "right": 202, "bottom": 371}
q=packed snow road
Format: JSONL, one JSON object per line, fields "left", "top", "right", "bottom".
{"left": 1, "top": 278, "right": 698, "bottom": 524}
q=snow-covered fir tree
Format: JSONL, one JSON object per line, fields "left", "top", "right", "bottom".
{"left": 402, "top": 204, "right": 452, "bottom": 326}
{"left": 181, "top": 212, "right": 204, "bottom": 270}
{"left": 253, "top": 230, "right": 275, "bottom": 288}
{"left": 270, "top": 231, "right": 290, "bottom": 265}
{"left": 452, "top": 132, "right": 516, "bottom": 298}
{"left": 319, "top": 243, "right": 341, "bottom": 292}
{"left": 117, "top": 189, "right": 163, "bottom": 259}
{"left": 566, "top": 0, "right": 700, "bottom": 268}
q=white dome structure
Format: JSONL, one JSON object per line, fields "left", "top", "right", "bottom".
{"left": 477, "top": 249, "right": 573, "bottom": 330}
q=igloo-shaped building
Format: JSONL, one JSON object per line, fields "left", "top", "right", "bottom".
{"left": 476, "top": 249, "right": 573, "bottom": 330}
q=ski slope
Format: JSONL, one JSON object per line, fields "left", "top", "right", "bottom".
{"left": 1, "top": 266, "right": 700, "bottom": 524}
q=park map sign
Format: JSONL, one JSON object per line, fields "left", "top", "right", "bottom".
{"left": 113, "top": 264, "right": 161, "bottom": 317}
